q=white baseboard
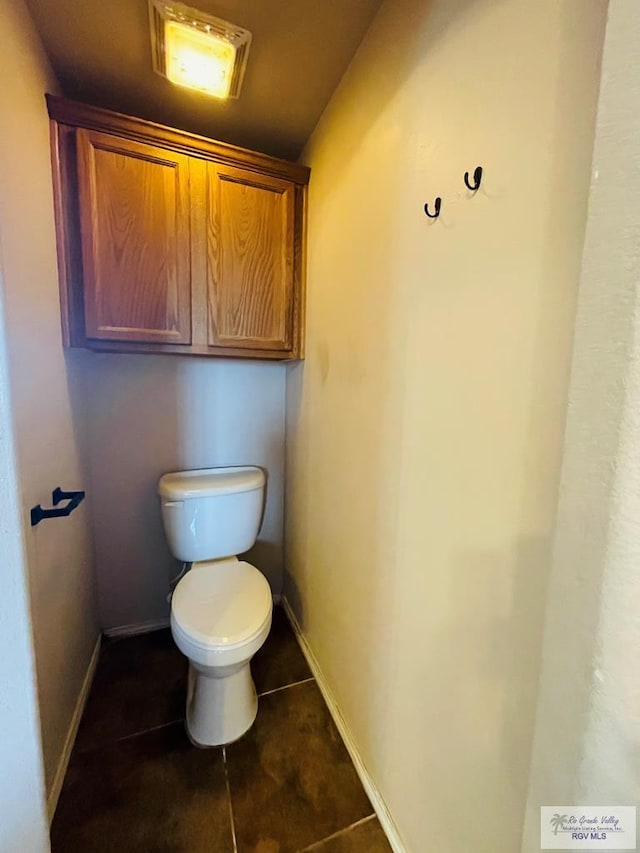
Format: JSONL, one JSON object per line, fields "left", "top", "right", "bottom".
{"left": 47, "top": 633, "right": 101, "bottom": 822}
{"left": 281, "top": 598, "right": 406, "bottom": 853}
{"left": 103, "top": 617, "right": 170, "bottom": 638}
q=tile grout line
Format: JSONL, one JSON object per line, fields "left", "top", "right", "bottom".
{"left": 298, "top": 813, "right": 377, "bottom": 852}
{"left": 222, "top": 746, "right": 238, "bottom": 853}
{"left": 112, "top": 718, "right": 184, "bottom": 743}
{"left": 77, "top": 717, "right": 184, "bottom": 753}
{"left": 258, "top": 676, "right": 315, "bottom": 698}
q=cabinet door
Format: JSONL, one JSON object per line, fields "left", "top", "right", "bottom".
{"left": 206, "top": 163, "right": 294, "bottom": 351}
{"left": 76, "top": 129, "right": 192, "bottom": 344}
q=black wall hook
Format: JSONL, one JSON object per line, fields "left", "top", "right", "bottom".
{"left": 424, "top": 197, "right": 441, "bottom": 219}
{"left": 464, "top": 166, "right": 483, "bottom": 192}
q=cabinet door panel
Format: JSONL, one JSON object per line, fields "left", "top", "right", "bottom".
{"left": 206, "top": 164, "right": 294, "bottom": 351}
{"left": 77, "top": 130, "right": 191, "bottom": 343}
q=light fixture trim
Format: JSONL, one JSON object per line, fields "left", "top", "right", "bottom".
{"left": 149, "top": 0, "right": 252, "bottom": 99}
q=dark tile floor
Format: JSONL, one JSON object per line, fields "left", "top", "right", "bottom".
{"left": 51, "top": 607, "right": 392, "bottom": 853}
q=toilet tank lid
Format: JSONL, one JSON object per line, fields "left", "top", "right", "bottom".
{"left": 158, "top": 466, "right": 265, "bottom": 499}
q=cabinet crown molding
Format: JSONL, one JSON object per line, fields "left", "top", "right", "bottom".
{"left": 46, "top": 95, "right": 311, "bottom": 186}
{"left": 48, "top": 97, "right": 308, "bottom": 361}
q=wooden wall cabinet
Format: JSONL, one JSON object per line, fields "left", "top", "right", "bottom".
{"left": 48, "top": 96, "right": 309, "bottom": 360}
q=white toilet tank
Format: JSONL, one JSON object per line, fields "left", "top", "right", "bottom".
{"left": 158, "top": 466, "right": 265, "bottom": 562}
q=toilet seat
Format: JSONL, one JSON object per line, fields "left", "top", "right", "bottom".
{"left": 171, "top": 559, "right": 272, "bottom": 661}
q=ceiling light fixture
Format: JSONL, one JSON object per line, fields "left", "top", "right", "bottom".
{"left": 148, "top": 0, "right": 252, "bottom": 99}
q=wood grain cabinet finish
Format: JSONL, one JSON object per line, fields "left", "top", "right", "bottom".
{"left": 48, "top": 96, "right": 309, "bottom": 360}
{"left": 206, "top": 163, "right": 294, "bottom": 351}
{"left": 77, "top": 129, "right": 192, "bottom": 344}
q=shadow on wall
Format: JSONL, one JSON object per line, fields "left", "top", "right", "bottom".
{"left": 515, "top": 0, "right": 609, "bottom": 812}
{"left": 84, "top": 353, "right": 286, "bottom": 633}
{"left": 383, "top": 533, "right": 555, "bottom": 853}
{"left": 426, "top": 535, "right": 553, "bottom": 843}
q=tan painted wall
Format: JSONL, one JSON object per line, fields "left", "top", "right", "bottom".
{"left": 0, "top": 265, "right": 49, "bottom": 851}
{"left": 285, "top": 0, "right": 607, "bottom": 850}
{"left": 83, "top": 354, "right": 286, "bottom": 632}
{"left": 0, "top": 0, "right": 99, "bottom": 796}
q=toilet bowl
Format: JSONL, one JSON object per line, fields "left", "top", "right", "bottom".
{"left": 158, "top": 466, "right": 272, "bottom": 747}
{"left": 170, "top": 556, "right": 272, "bottom": 746}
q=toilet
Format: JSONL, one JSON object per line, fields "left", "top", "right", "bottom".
{"left": 158, "top": 466, "right": 273, "bottom": 747}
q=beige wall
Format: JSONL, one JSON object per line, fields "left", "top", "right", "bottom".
{"left": 285, "top": 0, "right": 606, "bottom": 850}
{"left": 84, "top": 354, "right": 286, "bottom": 632}
{"left": 523, "top": 1, "right": 640, "bottom": 846}
{"left": 0, "top": 271, "right": 49, "bottom": 851}
{"left": 0, "top": 0, "right": 99, "bottom": 799}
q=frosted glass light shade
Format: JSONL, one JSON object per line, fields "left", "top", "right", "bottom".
{"left": 149, "top": 0, "right": 252, "bottom": 99}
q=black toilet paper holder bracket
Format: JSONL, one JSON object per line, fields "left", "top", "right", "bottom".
{"left": 30, "top": 487, "right": 86, "bottom": 527}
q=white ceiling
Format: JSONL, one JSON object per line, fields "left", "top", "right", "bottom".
{"left": 27, "top": 0, "right": 384, "bottom": 160}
